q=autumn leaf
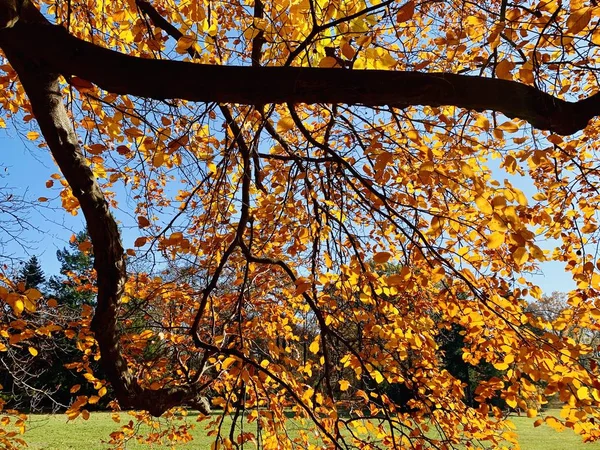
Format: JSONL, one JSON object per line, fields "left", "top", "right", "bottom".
{"left": 137, "top": 216, "right": 151, "bottom": 228}
{"left": 495, "top": 59, "right": 515, "bottom": 80}
{"left": 475, "top": 196, "right": 493, "bottom": 215}
{"left": 396, "top": 1, "right": 415, "bottom": 22}
{"left": 487, "top": 232, "right": 505, "bottom": 249}
{"left": 373, "top": 252, "right": 392, "bottom": 264}
{"left": 567, "top": 7, "right": 592, "bottom": 35}
{"left": 70, "top": 77, "right": 94, "bottom": 92}
{"left": 134, "top": 237, "right": 148, "bottom": 247}
{"left": 335, "top": 380, "right": 349, "bottom": 392}
{"left": 319, "top": 56, "right": 341, "bottom": 68}
{"left": 512, "top": 247, "right": 529, "bottom": 265}
{"left": 276, "top": 116, "right": 294, "bottom": 133}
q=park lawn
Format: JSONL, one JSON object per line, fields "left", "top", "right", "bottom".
{"left": 20, "top": 410, "right": 600, "bottom": 449}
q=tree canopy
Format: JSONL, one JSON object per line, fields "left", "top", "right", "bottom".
{"left": 1, "top": 0, "right": 600, "bottom": 448}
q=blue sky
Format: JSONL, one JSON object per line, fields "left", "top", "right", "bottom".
{"left": 0, "top": 128, "right": 575, "bottom": 294}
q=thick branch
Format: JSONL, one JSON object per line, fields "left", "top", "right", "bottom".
{"left": 0, "top": 19, "right": 598, "bottom": 135}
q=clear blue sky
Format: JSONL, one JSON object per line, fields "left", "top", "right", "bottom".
{"left": 0, "top": 129, "right": 575, "bottom": 294}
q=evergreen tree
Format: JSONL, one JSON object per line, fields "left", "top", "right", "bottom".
{"left": 48, "top": 231, "right": 96, "bottom": 307}
{"left": 17, "top": 256, "right": 45, "bottom": 289}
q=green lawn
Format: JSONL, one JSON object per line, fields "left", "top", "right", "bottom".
{"left": 18, "top": 411, "right": 600, "bottom": 449}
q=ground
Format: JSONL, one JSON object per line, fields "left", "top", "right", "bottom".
{"left": 20, "top": 410, "right": 600, "bottom": 449}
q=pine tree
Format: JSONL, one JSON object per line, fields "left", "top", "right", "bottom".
{"left": 18, "top": 256, "right": 45, "bottom": 289}
{"left": 48, "top": 231, "right": 95, "bottom": 307}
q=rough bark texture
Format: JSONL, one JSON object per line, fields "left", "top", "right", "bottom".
{"left": 0, "top": 18, "right": 599, "bottom": 135}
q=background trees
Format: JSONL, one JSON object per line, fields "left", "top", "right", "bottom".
{"left": 2, "top": 0, "right": 600, "bottom": 448}
{"left": 1, "top": 236, "right": 110, "bottom": 415}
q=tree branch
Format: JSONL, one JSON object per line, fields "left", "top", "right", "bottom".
{"left": 0, "top": 18, "right": 598, "bottom": 135}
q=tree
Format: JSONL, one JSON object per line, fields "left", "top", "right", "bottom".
{"left": 1, "top": 246, "right": 107, "bottom": 416}
{"left": 48, "top": 231, "right": 96, "bottom": 307}
{"left": 17, "top": 256, "right": 45, "bottom": 290}
{"left": 2, "top": 0, "right": 600, "bottom": 447}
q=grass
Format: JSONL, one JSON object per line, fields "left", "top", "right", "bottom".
{"left": 18, "top": 410, "right": 600, "bottom": 449}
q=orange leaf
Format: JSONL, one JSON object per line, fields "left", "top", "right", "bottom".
{"left": 137, "top": 216, "right": 151, "bottom": 228}
{"left": 512, "top": 247, "right": 529, "bottom": 265}
{"left": 567, "top": 7, "right": 591, "bottom": 35}
{"left": 495, "top": 59, "right": 515, "bottom": 80}
{"left": 373, "top": 252, "right": 392, "bottom": 264}
{"left": 70, "top": 77, "right": 94, "bottom": 92}
{"left": 396, "top": 0, "right": 415, "bottom": 22}
{"left": 319, "top": 56, "right": 342, "bottom": 68}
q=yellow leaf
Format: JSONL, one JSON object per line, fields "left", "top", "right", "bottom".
{"left": 513, "top": 188, "right": 528, "bottom": 206}
{"left": 577, "top": 386, "right": 590, "bottom": 400}
{"left": 339, "top": 380, "right": 350, "bottom": 391}
{"left": 505, "top": 395, "right": 517, "bottom": 408}
{"left": 27, "top": 131, "right": 40, "bottom": 140}
{"left": 276, "top": 116, "right": 295, "bottom": 133}
{"left": 12, "top": 298, "right": 24, "bottom": 316}
{"left": 498, "top": 121, "right": 519, "bottom": 133}
{"left": 396, "top": 0, "right": 415, "bottom": 22}
{"left": 221, "top": 356, "right": 237, "bottom": 370}
{"left": 512, "top": 247, "right": 529, "bottom": 265}
{"left": 545, "top": 417, "right": 564, "bottom": 432}
{"left": 373, "top": 370, "right": 384, "bottom": 383}
{"left": 309, "top": 339, "right": 319, "bottom": 354}
{"left": 475, "top": 196, "right": 493, "bottom": 215}
{"left": 373, "top": 251, "right": 392, "bottom": 264}
{"left": 567, "top": 7, "right": 591, "bottom": 35}
{"left": 475, "top": 115, "right": 490, "bottom": 131}
{"left": 493, "top": 361, "right": 509, "bottom": 370}
{"left": 23, "top": 297, "right": 36, "bottom": 313}
{"left": 487, "top": 232, "right": 505, "bottom": 249}
{"left": 28, "top": 347, "right": 38, "bottom": 357}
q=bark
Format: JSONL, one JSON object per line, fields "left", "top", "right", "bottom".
{"left": 0, "top": 16, "right": 598, "bottom": 135}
